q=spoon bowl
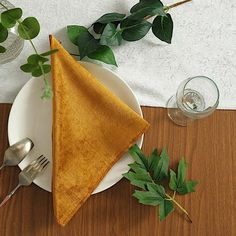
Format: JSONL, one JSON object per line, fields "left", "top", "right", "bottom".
{"left": 0, "top": 138, "right": 34, "bottom": 170}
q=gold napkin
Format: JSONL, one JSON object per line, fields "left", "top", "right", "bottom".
{"left": 50, "top": 35, "right": 149, "bottom": 226}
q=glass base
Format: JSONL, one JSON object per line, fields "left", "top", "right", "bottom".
{"left": 166, "top": 95, "right": 192, "bottom": 127}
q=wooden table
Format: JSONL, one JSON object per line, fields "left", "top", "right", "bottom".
{"left": 0, "top": 104, "right": 235, "bottom": 236}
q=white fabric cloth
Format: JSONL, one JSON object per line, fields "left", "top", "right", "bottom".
{"left": 0, "top": 0, "right": 236, "bottom": 109}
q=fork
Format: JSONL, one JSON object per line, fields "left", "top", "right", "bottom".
{"left": 0, "top": 155, "right": 49, "bottom": 207}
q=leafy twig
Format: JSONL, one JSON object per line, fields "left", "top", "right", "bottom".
{"left": 123, "top": 145, "right": 198, "bottom": 222}
{"left": 67, "top": 0, "right": 192, "bottom": 67}
{"left": 0, "top": 2, "right": 57, "bottom": 98}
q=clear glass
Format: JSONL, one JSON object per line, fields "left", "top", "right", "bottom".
{"left": 0, "top": 0, "right": 24, "bottom": 64}
{"left": 167, "top": 76, "right": 220, "bottom": 126}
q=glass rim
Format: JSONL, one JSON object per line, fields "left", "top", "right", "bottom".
{"left": 177, "top": 76, "right": 220, "bottom": 113}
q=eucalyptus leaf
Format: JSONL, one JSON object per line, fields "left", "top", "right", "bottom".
{"left": 18, "top": 17, "right": 40, "bottom": 40}
{"left": 0, "top": 45, "right": 6, "bottom": 53}
{"left": 31, "top": 66, "right": 43, "bottom": 77}
{"left": 100, "top": 23, "right": 122, "bottom": 46}
{"left": 159, "top": 200, "right": 174, "bottom": 221}
{"left": 152, "top": 13, "right": 173, "bottom": 43}
{"left": 88, "top": 45, "right": 117, "bottom": 66}
{"left": 1, "top": 8, "right": 22, "bottom": 28}
{"left": 27, "top": 54, "right": 48, "bottom": 65}
{"left": 121, "top": 19, "right": 152, "bottom": 41}
{"left": 128, "top": 5, "right": 165, "bottom": 21}
{"left": 20, "top": 63, "right": 33, "bottom": 73}
{"left": 67, "top": 25, "right": 87, "bottom": 45}
{"left": 95, "top": 12, "right": 126, "bottom": 24}
{"left": 93, "top": 22, "right": 106, "bottom": 34}
{"left": 77, "top": 31, "right": 99, "bottom": 59}
{"left": 0, "top": 23, "right": 8, "bottom": 43}
{"left": 130, "top": 0, "right": 163, "bottom": 13}
{"left": 42, "top": 64, "right": 51, "bottom": 73}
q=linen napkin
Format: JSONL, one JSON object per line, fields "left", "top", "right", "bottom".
{"left": 50, "top": 35, "right": 149, "bottom": 226}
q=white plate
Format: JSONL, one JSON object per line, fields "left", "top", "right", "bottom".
{"left": 8, "top": 62, "right": 143, "bottom": 194}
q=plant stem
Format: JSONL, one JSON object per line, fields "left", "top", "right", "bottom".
{"left": 16, "top": 20, "right": 39, "bottom": 54}
{"left": 0, "top": 2, "right": 8, "bottom": 10}
{"left": 70, "top": 53, "right": 80, "bottom": 57}
{"left": 166, "top": 0, "right": 192, "bottom": 10}
{"left": 172, "top": 191, "right": 176, "bottom": 199}
{"left": 165, "top": 193, "right": 192, "bottom": 223}
{"left": 145, "top": 0, "right": 192, "bottom": 20}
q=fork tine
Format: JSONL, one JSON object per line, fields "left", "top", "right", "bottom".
{"left": 38, "top": 160, "right": 49, "bottom": 172}
{"left": 29, "top": 157, "right": 49, "bottom": 179}
{"left": 24, "top": 155, "right": 45, "bottom": 173}
{"left": 27, "top": 155, "right": 43, "bottom": 167}
{"left": 33, "top": 156, "right": 47, "bottom": 171}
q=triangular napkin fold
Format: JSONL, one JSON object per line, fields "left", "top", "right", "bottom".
{"left": 50, "top": 35, "right": 149, "bottom": 226}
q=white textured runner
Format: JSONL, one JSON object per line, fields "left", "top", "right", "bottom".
{"left": 0, "top": 0, "right": 236, "bottom": 108}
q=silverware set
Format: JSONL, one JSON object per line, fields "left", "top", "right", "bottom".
{"left": 0, "top": 138, "right": 49, "bottom": 207}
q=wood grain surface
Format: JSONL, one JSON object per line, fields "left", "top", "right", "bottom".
{"left": 0, "top": 104, "right": 235, "bottom": 236}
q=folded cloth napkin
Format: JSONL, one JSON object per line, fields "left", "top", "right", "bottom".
{"left": 50, "top": 35, "right": 149, "bottom": 226}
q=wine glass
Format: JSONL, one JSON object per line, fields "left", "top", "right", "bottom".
{"left": 167, "top": 76, "right": 220, "bottom": 126}
{"left": 0, "top": 0, "right": 24, "bottom": 64}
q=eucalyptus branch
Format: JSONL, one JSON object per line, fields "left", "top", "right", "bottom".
{"left": 0, "top": 2, "right": 57, "bottom": 98}
{"left": 67, "top": 0, "right": 192, "bottom": 66}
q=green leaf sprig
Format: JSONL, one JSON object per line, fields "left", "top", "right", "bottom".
{"left": 67, "top": 0, "right": 192, "bottom": 66}
{"left": 0, "top": 2, "right": 57, "bottom": 99}
{"left": 123, "top": 144, "right": 198, "bottom": 222}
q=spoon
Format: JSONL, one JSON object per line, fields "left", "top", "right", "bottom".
{"left": 0, "top": 138, "right": 34, "bottom": 171}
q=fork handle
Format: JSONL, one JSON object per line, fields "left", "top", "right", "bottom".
{"left": 0, "top": 163, "right": 5, "bottom": 171}
{"left": 0, "top": 184, "right": 21, "bottom": 208}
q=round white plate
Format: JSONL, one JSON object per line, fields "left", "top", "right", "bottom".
{"left": 8, "top": 62, "right": 143, "bottom": 194}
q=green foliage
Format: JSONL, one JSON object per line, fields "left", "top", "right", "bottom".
{"left": 67, "top": 25, "right": 87, "bottom": 45}
{"left": 0, "top": 1, "right": 190, "bottom": 98}
{"left": 0, "top": 45, "right": 6, "bottom": 53}
{"left": 1, "top": 8, "right": 22, "bottom": 28}
{"left": 130, "top": 0, "right": 163, "bottom": 13}
{"left": 0, "top": 23, "right": 8, "bottom": 43}
{"left": 65, "top": 0, "right": 188, "bottom": 66}
{"left": 100, "top": 23, "right": 122, "bottom": 46}
{"left": 123, "top": 144, "right": 198, "bottom": 221}
{"left": 120, "top": 19, "right": 152, "bottom": 41}
{"left": 169, "top": 159, "right": 198, "bottom": 195}
{"left": 152, "top": 14, "right": 173, "bottom": 43}
{"left": 94, "top": 12, "right": 126, "bottom": 24}
{"left": 18, "top": 17, "right": 40, "bottom": 40}
{"left": 128, "top": 5, "right": 165, "bottom": 20}
{"left": 0, "top": 3, "right": 55, "bottom": 99}
{"left": 88, "top": 45, "right": 117, "bottom": 66}
{"left": 159, "top": 200, "right": 174, "bottom": 221}
{"left": 20, "top": 53, "right": 54, "bottom": 78}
